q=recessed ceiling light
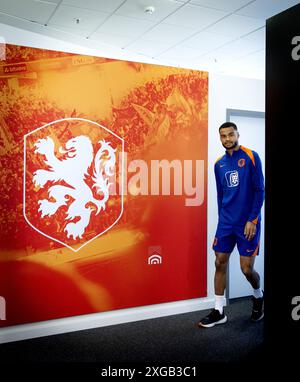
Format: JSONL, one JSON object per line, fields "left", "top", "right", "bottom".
{"left": 144, "top": 6, "right": 155, "bottom": 15}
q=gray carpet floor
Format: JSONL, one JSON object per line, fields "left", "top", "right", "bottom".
{"left": 0, "top": 297, "right": 264, "bottom": 363}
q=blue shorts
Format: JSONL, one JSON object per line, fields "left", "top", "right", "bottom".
{"left": 212, "top": 222, "right": 261, "bottom": 257}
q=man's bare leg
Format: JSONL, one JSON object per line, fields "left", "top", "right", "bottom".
{"left": 198, "top": 252, "right": 230, "bottom": 328}
{"left": 240, "top": 256, "right": 260, "bottom": 289}
{"left": 214, "top": 251, "right": 230, "bottom": 295}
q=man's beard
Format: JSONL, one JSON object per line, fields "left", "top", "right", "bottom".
{"left": 223, "top": 141, "right": 238, "bottom": 150}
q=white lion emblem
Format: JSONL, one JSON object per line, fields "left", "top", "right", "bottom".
{"left": 32, "top": 135, "right": 116, "bottom": 240}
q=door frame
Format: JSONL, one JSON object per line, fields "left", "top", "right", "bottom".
{"left": 225, "top": 108, "right": 265, "bottom": 302}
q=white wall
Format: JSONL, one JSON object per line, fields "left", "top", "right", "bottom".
{"left": 207, "top": 74, "right": 265, "bottom": 300}
{"left": 0, "top": 24, "right": 264, "bottom": 343}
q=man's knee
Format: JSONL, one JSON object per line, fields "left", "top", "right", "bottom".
{"left": 241, "top": 264, "right": 253, "bottom": 278}
{"left": 215, "top": 253, "right": 229, "bottom": 271}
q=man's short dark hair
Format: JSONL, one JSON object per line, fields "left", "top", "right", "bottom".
{"left": 219, "top": 122, "right": 237, "bottom": 131}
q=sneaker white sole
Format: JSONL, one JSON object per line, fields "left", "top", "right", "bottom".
{"left": 251, "top": 312, "right": 264, "bottom": 322}
{"left": 198, "top": 315, "right": 227, "bottom": 328}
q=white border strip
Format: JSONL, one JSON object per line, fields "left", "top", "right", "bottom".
{"left": 0, "top": 298, "right": 215, "bottom": 344}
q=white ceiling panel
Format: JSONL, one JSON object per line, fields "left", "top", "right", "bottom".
{"left": 157, "top": 44, "right": 208, "bottom": 60}
{"left": 163, "top": 59, "right": 201, "bottom": 70}
{"left": 62, "top": 0, "right": 125, "bottom": 13}
{"left": 0, "top": 0, "right": 296, "bottom": 80}
{"left": 193, "top": 54, "right": 231, "bottom": 72}
{"left": 90, "top": 32, "right": 134, "bottom": 48}
{"left": 126, "top": 39, "right": 171, "bottom": 57}
{"left": 242, "top": 49, "right": 265, "bottom": 67}
{"left": 214, "top": 39, "right": 259, "bottom": 61}
{"left": 221, "top": 49, "right": 265, "bottom": 79}
{"left": 48, "top": 4, "right": 109, "bottom": 30}
{"left": 205, "top": 14, "right": 265, "bottom": 38}
{"left": 115, "top": 0, "right": 184, "bottom": 22}
{"left": 163, "top": 4, "right": 228, "bottom": 29}
{"left": 214, "top": 27, "right": 265, "bottom": 58}
{"left": 236, "top": 0, "right": 300, "bottom": 19}
{"left": 190, "top": 0, "right": 253, "bottom": 12}
{"left": 195, "top": 50, "right": 241, "bottom": 74}
{"left": 47, "top": 24, "right": 91, "bottom": 37}
{"left": 92, "top": 15, "right": 155, "bottom": 38}
{"left": 0, "top": 0, "right": 57, "bottom": 24}
{"left": 140, "top": 23, "right": 197, "bottom": 44}
{"left": 241, "top": 26, "right": 265, "bottom": 50}
{"left": 182, "top": 31, "right": 235, "bottom": 51}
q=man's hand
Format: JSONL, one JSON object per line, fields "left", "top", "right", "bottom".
{"left": 244, "top": 221, "right": 257, "bottom": 241}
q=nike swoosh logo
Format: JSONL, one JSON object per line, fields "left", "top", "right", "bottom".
{"left": 246, "top": 249, "right": 254, "bottom": 252}
{"left": 220, "top": 164, "right": 226, "bottom": 168}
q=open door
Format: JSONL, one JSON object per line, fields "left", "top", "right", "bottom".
{"left": 226, "top": 110, "right": 265, "bottom": 299}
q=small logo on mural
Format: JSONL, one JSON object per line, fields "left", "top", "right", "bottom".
{"left": 148, "top": 246, "right": 162, "bottom": 265}
{"left": 0, "top": 296, "right": 6, "bottom": 320}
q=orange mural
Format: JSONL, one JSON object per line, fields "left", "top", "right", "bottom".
{"left": 0, "top": 44, "right": 208, "bottom": 327}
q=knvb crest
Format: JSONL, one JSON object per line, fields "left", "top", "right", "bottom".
{"left": 23, "top": 118, "right": 124, "bottom": 252}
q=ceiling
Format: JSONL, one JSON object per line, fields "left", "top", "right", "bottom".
{"left": 0, "top": 0, "right": 299, "bottom": 79}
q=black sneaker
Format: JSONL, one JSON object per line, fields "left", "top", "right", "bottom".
{"left": 251, "top": 292, "right": 264, "bottom": 322}
{"left": 198, "top": 308, "right": 227, "bottom": 328}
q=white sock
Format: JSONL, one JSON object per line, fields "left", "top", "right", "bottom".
{"left": 253, "top": 288, "right": 263, "bottom": 299}
{"left": 215, "top": 294, "right": 226, "bottom": 314}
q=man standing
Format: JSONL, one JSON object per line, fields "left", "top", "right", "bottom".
{"left": 199, "top": 122, "right": 265, "bottom": 328}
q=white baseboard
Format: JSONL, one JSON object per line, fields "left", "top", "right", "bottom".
{"left": 0, "top": 297, "right": 215, "bottom": 344}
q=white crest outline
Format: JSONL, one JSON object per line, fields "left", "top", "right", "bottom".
{"left": 23, "top": 117, "right": 125, "bottom": 252}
